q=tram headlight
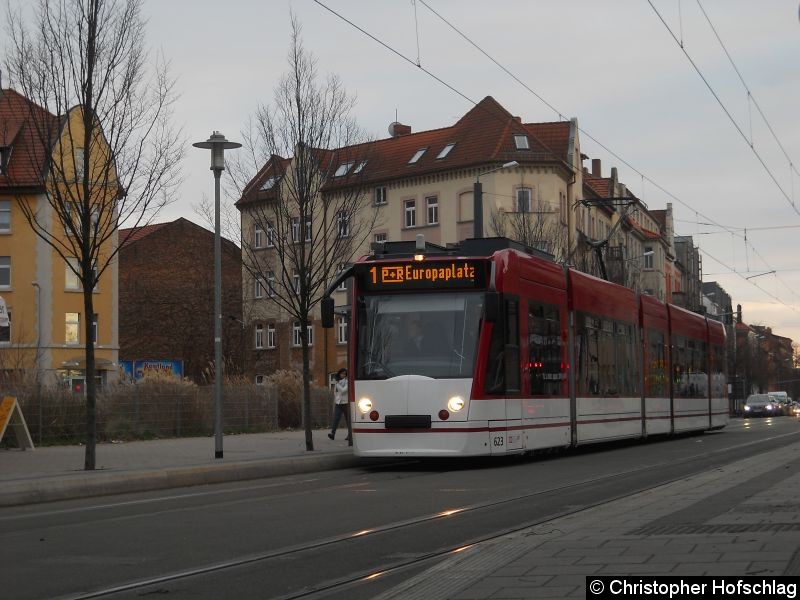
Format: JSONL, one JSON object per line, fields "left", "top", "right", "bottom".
{"left": 447, "top": 396, "right": 465, "bottom": 412}
{"left": 357, "top": 397, "right": 373, "bottom": 414}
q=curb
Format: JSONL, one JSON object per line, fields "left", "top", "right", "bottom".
{"left": 0, "top": 452, "right": 364, "bottom": 507}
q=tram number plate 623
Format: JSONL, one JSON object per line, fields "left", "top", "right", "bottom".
{"left": 492, "top": 435, "right": 505, "bottom": 447}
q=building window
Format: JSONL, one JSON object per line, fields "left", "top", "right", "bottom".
{"left": 404, "top": 200, "right": 416, "bottom": 228}
{"left": 293, "top": 270, "right": 301, "bottom": 293}
{"left": 74, "top": 148, "right": 85, "bottom": 181}
{"left": 644, "top": 246, "right": 654, "bottom": 270}
{"left": 255, "top": 323, "right": 264, "bottom": 349}
{"left": 66, "top": 312, "right": 80, "bottom": 344}
{"left": 337, "top": 263, "right": 347, "bottom": 291}
{"left": 374, "top": 186, "right": 387, "bottom": 205}
{"left": 0, "top": 201, "right": 10, "bottom": 233}
{"left": 266, "top": 221, "right": 275, "bottom": 247}
{"left": 92, "top": 314, "right": 98, "bottom": 344}
{"left": 292, "top": 322, "right": 314, "bottom": 347}
{"left": 516, "top": 188, "right": 532, "bottom": 213}
{"left": 426, "top": 196, "right": 439, "bottom": 225}
{"left": 513, "top": 134, "right": 530, "bottom": 150}
{"left": 291, "top": 217, "right": 301, "bottom": 243}
{"left": 260, "top": 176, "right": 279, "bottom": 191}
{"left": 436, "top": 142, "right": 456, "bottom": 159}
{"left": 0, "top": 256, "right": 9, "bottom": 287}
{"left": 374, "top": 232, "right": 387, "bottom": 244}
{"left": 337, "top": 211, "right": 350, "bottom": 238}
{"left": 255, "top": 374, "right": 266, "bottom": 385}
{"left": 254, "top": 276, "right": 265, "bottom": 299}
{"left": 334, "top": 161, "right": 354, "bottom": 177}
{"left": 65, "top": 258, "right": 80, "bottom": 290}
{"left": 0, "top": 310, "right": 10, "bottom": 343}
{"left": 267, "top": 323, "right": 276, "bottom": 348}
{"left": 409, "top": 148, "right": 427, "bottom": 164}
{"left": 337, "top": 315, "right": 347, "bottom": 344}
{"left": 267, "top": 271, "right": 276, "bottom": 297}
{"left": 253, "top": 224, "right": 264, "bottom": 248}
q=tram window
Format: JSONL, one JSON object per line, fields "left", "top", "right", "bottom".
{"left": 672, "top": 334, "right": 708, "bottom": 398}
{"left": 575, "top": 313, "right": 637, "bottom": 397}
{"left": 484, "top": 297, "right": 520, "bottom": 394}
{"left": 646, "top": 329, "right": 667, "bottom": 397}
{"left": 710, "top": 344, "right": 726, "bottom": 398}
{"left": 528, "top": 302, "right": 563, "bottom": 396}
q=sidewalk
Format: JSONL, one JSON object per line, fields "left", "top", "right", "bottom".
{"left": 0, "top": 429, "right": 360, "bottom": 507}
{"left": 376, "top": 440, "right": 800, "bottom": 599}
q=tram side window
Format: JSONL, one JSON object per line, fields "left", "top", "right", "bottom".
{"left": 673, "top": 335, "right": 708, "bottom": 398}
{"left": 646, "top": 329, "right": 667, "bottom": 397}
{"left": 484, "top": 297, "right": 520, "bottom": 394}
{"left": 528, "top": 302, "right": 563, "bottom": 395}
{"left": 576, "top": 313, "right": 637, "bottom": 397}
{"left": 710, "top": 343, "right": 726, "bottom": 398}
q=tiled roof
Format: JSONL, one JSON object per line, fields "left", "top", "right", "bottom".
{"left": 239, "top": 96, "right": 575, "bottom": 204}
{"left": 119, "top": 221, "right": 173, "bottom": 248}
{"left": 626, "top": 215, "right": 662, "bottom": 239}
{"left": 583, "top": 174, "right": 611, "bottom": 198}
{"left": 0, "top": 88, "right": 62, "bottom": 189}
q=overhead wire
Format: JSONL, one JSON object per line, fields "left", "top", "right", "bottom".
{"left": 312, "top": 0, "right": 799, "bottom": 313}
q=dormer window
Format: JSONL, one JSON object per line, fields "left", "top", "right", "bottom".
{"left": 513, "top": 134, "right": 530, "bottom": 150}
{"left": 436, "top": 143, "right": 456, "bottom": 159}
{"left": 334, "top": 161, "right": 354, "bottom": 177}
{"left": 409, "top": 148, "right": 427, "bottom": 164}
{"left": 260, "top": 176, "right": 280, "bottom": 191}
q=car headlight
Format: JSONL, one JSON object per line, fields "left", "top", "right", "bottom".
{"left": 357, "top": 397, "right": 373, "bottom": 414}
{"left": 447, "top": 396, "right": 465, "bottom": 412}
{"left": 766, "top": 404, "right": 774, "bottom": 410}
{"left": 744, "top": 405, "right": 751, "bottom": 411}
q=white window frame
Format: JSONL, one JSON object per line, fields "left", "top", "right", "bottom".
{"left": 337, "top": 211, "right": 350, "bottom": 238}
{"left": 253, "top": 224, "right": 264, "bottom": 248}
{"left": 516, "top": 188, "right": 532, "bottom": 213}
{"left": 336, "top": 315, "right": 348, "bottom": 344}
{"left": 0, "top": 256, "right": 10, "bottom": 288}
{"left": 373, "top": 232, "right": 387, "bottom": 244}
{"left": 436, "top": 142, "right": 456, "bottom": 159}
{"left": 267, "top": 271, "right": 276, "bottom": 297}
{"left": 0, "top": 200, "right": 10, "bottom": 233}
{"left": 255, "top": 323, "right": 264, "bottom": 349}
{"left": 66, "top": 312, "right": 80, "bottom": 345}
{"left": 65, "top": 258, "right": 80, "bottom": 290}
{"left": 292, "top": 322, "right": 301, "bottom": 346}
{"left": 291, "top": 217, "right": 301, "bottom": 243}
{"left": 337, "top": 263, "right": 347, "bottom": 291}
{"left": 293, "top": 270, "right": 301, "bottom": 293}
{"left": 409, "top": 148, "right": 427, "bottom": 164}
{"left": 404, "top": 200, "right": 416, "bottom": 228}
{"left": 254, "top": 276, "right": 265, "bottom": 299}
{"left": 374, "top": 186, "right": 387, "bottom": 205}
{"left": 267, "top": 323, "right": 276, "bottom": 349}
{"left": 644, "top": 246, "right": 655, "bottom": 270}
{"left": 92, "top": 313, "right": 98, "bottom": 345}
{"left": 426, "top": 196, "right": 439, "bottom": 225}
{"left": 514, "top": 134, "right": 530, "bottom": 150}
{"left": 0, "top": 310, "right": 10, "bottom": 343}
{"left": 266, "top": 221, "right": 275, "bottom": 247}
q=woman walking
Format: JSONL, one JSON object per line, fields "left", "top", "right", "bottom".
{"left": 328, "top": 368, "right": 350, "bottom": 441}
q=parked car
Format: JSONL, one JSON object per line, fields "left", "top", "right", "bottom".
{"left": 743, "top": 394, "right": 778, "bottom": 417}
{"left": 768, "top": 392, "right": 790, "bottom": 416}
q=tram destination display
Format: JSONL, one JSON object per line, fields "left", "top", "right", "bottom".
{"left": 358, "top": 260, "right": 487, "bottom": 291}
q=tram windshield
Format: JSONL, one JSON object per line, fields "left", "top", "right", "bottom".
{"left": 355, "top": 292, "right": 484, "bottom": 379}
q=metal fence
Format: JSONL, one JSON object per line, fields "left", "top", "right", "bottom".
{"left": 1, "top": 383, "right": 333, "bottom": 446}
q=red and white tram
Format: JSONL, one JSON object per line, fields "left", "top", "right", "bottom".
{"left": 322, "top": 238, "right": 728, "bottom": 457}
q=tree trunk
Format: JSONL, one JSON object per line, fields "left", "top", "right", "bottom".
{"left": 83, "top": 285, "right": 97, "bottom": 470}
{"left": 301, "top": 334, "right": 314, "bottom": 451}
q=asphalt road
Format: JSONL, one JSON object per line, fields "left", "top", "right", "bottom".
{"left": 3, "top": 417, "right": 799, "bottom": 600}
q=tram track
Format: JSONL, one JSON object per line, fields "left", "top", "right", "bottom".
{"left": 56, "top": 426, "right": 800, "bottom": 600}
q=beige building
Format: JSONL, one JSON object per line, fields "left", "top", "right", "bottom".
{"left": 238, "top": 96, "right": 679, "bottom": 385}
{"left": 0, "top": 88, "right": 118, "bottom": 388}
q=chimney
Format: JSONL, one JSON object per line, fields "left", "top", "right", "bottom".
{"left": 736, "top": 304, "right": 742, "bottom": 324}
{"left": 388, "top": 122, "right": 411, "bottom": 137}
{"left": 591, "top": 159, "right": 601, "bottom": 177}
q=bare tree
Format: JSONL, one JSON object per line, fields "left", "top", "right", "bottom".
{"left": 230, "top": 16, "right": 380, "bottom": 451}
{"left": 4, "top": 0, "right": 184, "bottom": 469}
{"left": 489, "top": 198, "right": 570, "bottom": 260}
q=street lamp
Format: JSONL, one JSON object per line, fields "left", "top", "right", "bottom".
{"left": 474, "top": 161, "right": 518, "bottom": 238}
{"left": 193, "top": 131, "right": 241, "bottom": 459}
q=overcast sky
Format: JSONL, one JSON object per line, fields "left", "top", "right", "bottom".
{"left": 10, "top": 1, "right": 800, "bottom": 348}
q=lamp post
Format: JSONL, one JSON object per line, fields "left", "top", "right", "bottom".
{"left": 473, "top": 161, "right": 518, "bottom": 238}
{"left": 193, "top": 131, "right": 241, "bottom": 459}
{"left": 32, "top": 282, "right": 42, "bottom": 444}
